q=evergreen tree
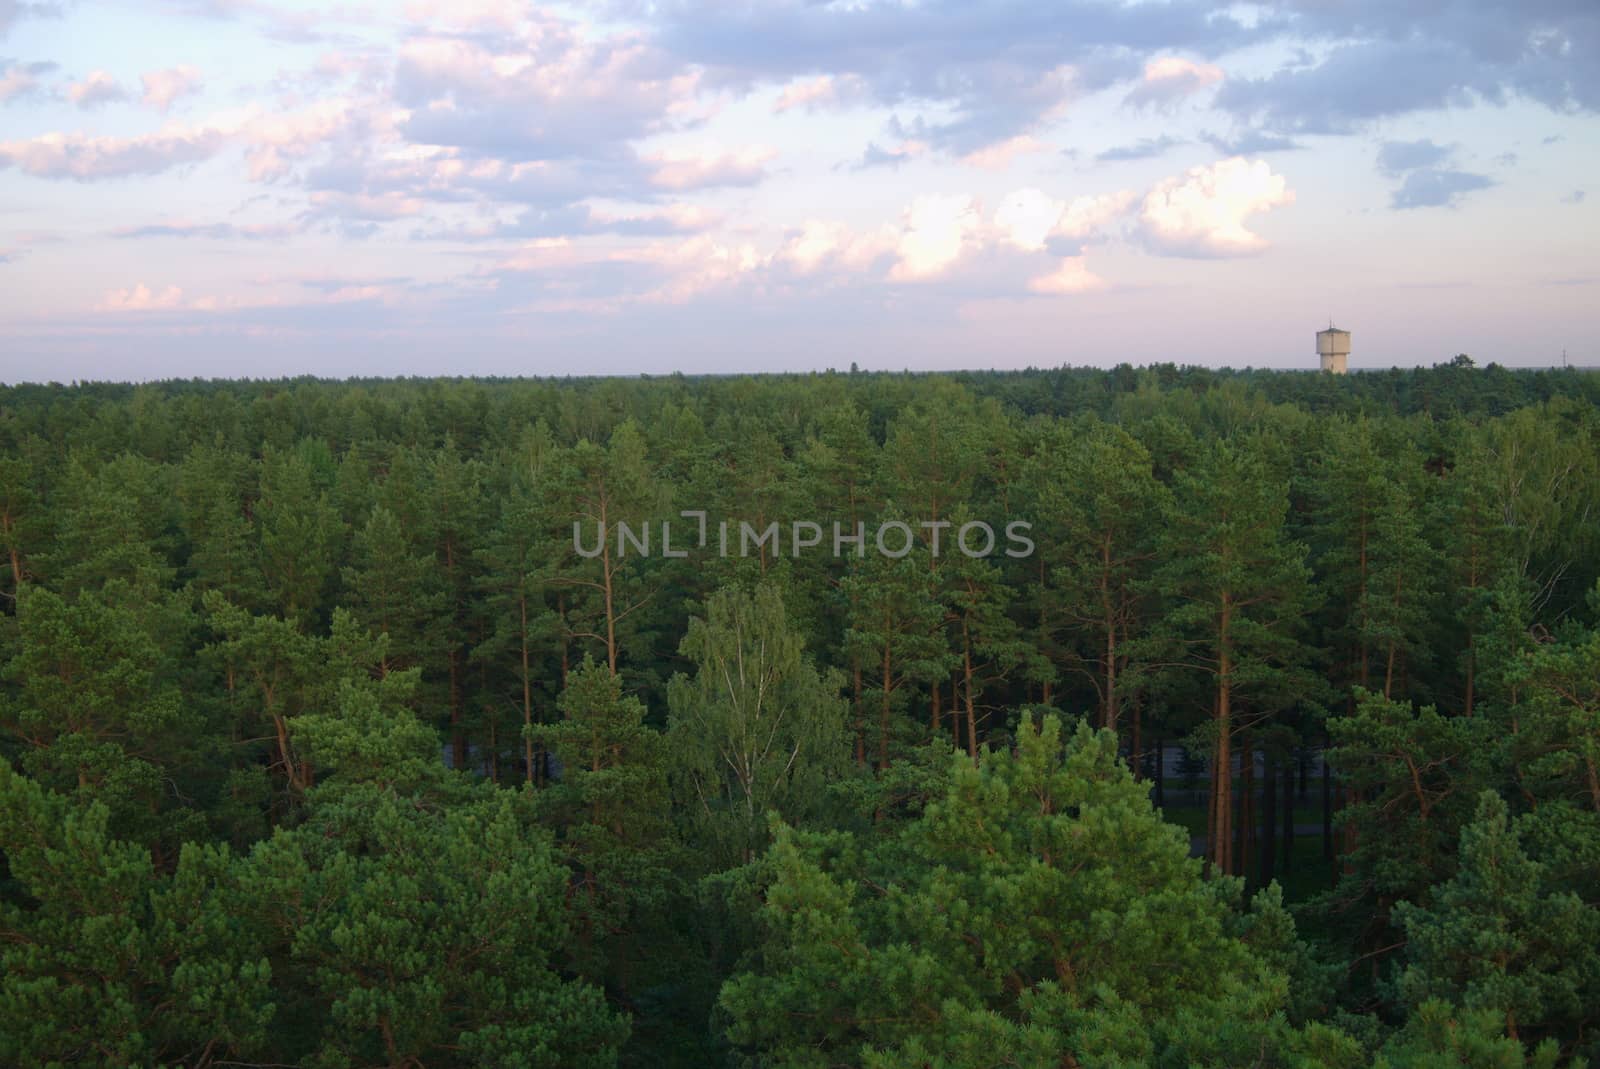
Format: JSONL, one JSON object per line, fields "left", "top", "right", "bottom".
{"left": 1396, "top": 792, "right": 1600, "bottom": 1051}
{"left": 256, "top": 446, "right": 343, "bottom": 623}
{"left": 720, "top": 714, "right": 1358, "bottom": 1067}
{"left": 342, "top": 504, "right": 448, "bottom": 680}
{"left": 537, "top": 657, "right": 675, "bottom": 990}
{"left": 1148, "top": 439, "right": 1322, "bottom": 874}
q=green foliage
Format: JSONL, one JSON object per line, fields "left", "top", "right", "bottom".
{"left": 668, "top": 583, "right": 851, "bottom": 868}
{"left": 1396, "top": 792, "right": 1600, "bottom": 1055}
{"left": 721, "top": 714, "right": 1345, "bottom": 1067}
{"left": 242, "top": 782, "right": 626, "bottom": 1068}
{"left": 536, "top": 657, "right": 676, "bottom": 982}
{"left": 2, "top": 368, "right": 1599, "bottom": 1066}
{"left": 0, "top": 762, "right": 273, "bottom": 1068}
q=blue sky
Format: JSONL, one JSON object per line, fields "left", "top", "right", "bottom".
{"left": 1, "top": 0, "right": 1596, "bottom": 381}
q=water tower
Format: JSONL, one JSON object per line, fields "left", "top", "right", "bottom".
{"left": 1317, "top": 324, "right": 1350, "bottom": 374}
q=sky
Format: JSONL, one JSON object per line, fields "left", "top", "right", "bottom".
{"left": 0, "top": 0, "right": 1597, "bottom": 382}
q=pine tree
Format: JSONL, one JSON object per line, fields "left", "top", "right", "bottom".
{"left": 342, "top": 504, "right": 448, "bottom": 679}
{"left": 839, "top": 544, "right": 951, "bottom": 767}
{"left": 0, "top": 762, "right": 273, "bottom": 1068}
{"left": 553, "top": 421, "right": 663, "bottom": 677}
{"left": 1022, "top": 417, "right": 1164, "bottom": 731}
{"left": 1149, "top": 439, "right": 1322, "bottom": 875}
{"left": 473, "top": 432, "right": 566, "bottom": 783}
{"left": 720, "top": 714, "right": 1356, "bottom": 1067}
{"left": 536, "top": 657, "right": 675, "bottom": 988}
{"left": 256, "top": 446, "right": 343, "bottom": 623}
{"left": 1396, "top": 791, "right": 1600, "bottom": 1048}
{"left": 1, "top": 581, "right": 207, "bottom": 855}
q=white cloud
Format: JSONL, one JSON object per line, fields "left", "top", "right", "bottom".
{"left": 1029, "top": 256, "right": 1105, "bottom": 295}
{"left": 141, "top": 66, "right": 202, "bottom": 111}
{"left": 240, "top": 96, "right": 366, "bottom": 180}
{"left": 0, "top": 123, "right": 228, "bottom": 179}
{"left": 777, "top": 220, "right": 894, "bottom": 275}
{"left": 67, "top": 70, "right": 127, "bottom": 109}
{"left": 98, "top": 283, "right": 188, "bottom": 311}
{"left": 1139, "top": 157, "right": 1292, "bottom": 257}
{"left": 773, "top": 74, "right": 865, "bottom": 113}
{"left": 994, "top": 188, "right": 1135, "bottom": 251}
{"left": 0, "top": 60, "right": 49, "bottom": 104}
{"left": 1126, "top": 56, "right": 1224, "bottom": 107}
{"left": 1056, "top": 190, "right": 1137, "bottom": 240}
{"left": 646, "top": 145, "right": 776, "bottom": 191}
{"left": 994, "top": 189, "right": 1063, "bottom": 252}
{"left": 890, "top": 194, "right": 982, "bottom": 281}
{"left": 961, "top": 135, "right": 1046, "bottom": 171}
{"left": 402, "top": 0, "right": 529, "bottom": 32}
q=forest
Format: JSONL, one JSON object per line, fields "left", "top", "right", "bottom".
{"left": 1, "top": 357, "right": 1598, "bottom": 1068}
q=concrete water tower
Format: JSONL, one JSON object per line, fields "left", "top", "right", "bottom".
{"left": 1317, "top": 324, "right": 1350, "bottom": 374}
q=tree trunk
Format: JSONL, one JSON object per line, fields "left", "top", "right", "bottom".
{"left": 879, "top": 628, "right": 893, "bottom": 770}
{"left": 1239, "top": 736, "right": 1253, "bottom": 880}
{"left": 521, "top": 591, "right": 536, "bottom": 785}
{"left": 1130, "top": 692, "right": 1142, "bottom": 780}
{"left": 1103, "top": 536, "right": 1117, "bottom": 733}
{"left": 1210, "top": 602, "right": 1234, "bottom": 874}
{"left": 853, "top": 661, "right": 865, "bottom": 767}
{"left": 1259, "top": 746, "right": 1277, "bottom": 887}
{"left": 963, "top": 619, "right": 978, "bottom": 761}
{"left": 450, "top": 647, "right": 467, "bottom": 771}
{"left": 1154, "top": 737, "right": 1165, "bottom": 808}
{"left": 1281, "top": 756, "right": 1295, "bottom": 877}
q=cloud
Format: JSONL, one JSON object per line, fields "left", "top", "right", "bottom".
{"left": 141, "top": 66, "right": 202, "bottom": 111}
{"left": 392, "top": 14, "right": 701, "bottom": 163}
{"left": 1389, "top": 169, "right": 1493, "bottom": 210}
{"left": 855, "top": 134, "right": 929, "bottom": 171}
{"left": 1216, "top": 0, "right": 1600, "bottom": 137}
{"left": 422, "top": 202, "right": 719, "bottom": 242}
{"left": 636, "top": 1, "right": 1262, "bottom": 158}
{"left": 1, "top": 1, "right": 58, "bottom": 39}
{"left": 1056, "top": 189, "right": 1139, "bottom": 241}
{"left": 112, "top": 220, "right": 296, "bottom": 240}
{"left": 400, "top": 0, "right": 530, "bottom": 33}
{"left": 775, "top": 220, "right": 894, "bottom": 276}
{"left": 1139, "top": 156, "right": 1293, "bottom": 257}
{"left": 993, "top": 189, "right": 1064, "bottom": 253}
{"left": 961, "top": 135, "right": 1046, "bottom": 171}
{"left": 1029, "top": 256, "right": 1105, "bottom": 295}
{"left": 1097, "top": 135, "right": 1183, "bottom": 162}
{"left": 646, "top": 146, "right": 775, "bottom": 191}
{"left": 1376, "top": 138, "right": 1453, "bottom": 176}
{"left": 994, "top": 187, "right": 1135, "bottom": 252}
{"left": 1, "top": 58, "right": 53, "bottom": 103}
{"left": 889, "top": 194, "right": 982, "bottom": 281}
{"left": 1201, "top": 129, "right": 1301, "bottom": 155}
{"left": 241, "top": 97, "right": 366, "bottom": 180}
{"left": 0, "top": 123, "right": 229, "bottom": 179}
{"left": 98, "top": 283, "right": 190, "bottom": 311}
{"left": 773, "top": 74, "right": 865, "bottom": 113}
{"left": 1125, "top": 56, "right": 1223, "bottom": 107}
{"left": 68, "top": 70, "right": 128, "bottom": 108}
{"left": 1374, "top": 139, "right": 1491, "bottom": 210}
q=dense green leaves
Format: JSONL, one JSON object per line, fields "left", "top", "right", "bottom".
{"left": 3, "top": 366, "right": 1599, "bottom": 1066}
